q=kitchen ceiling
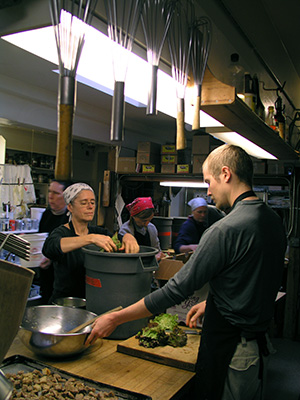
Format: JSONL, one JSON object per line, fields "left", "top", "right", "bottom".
{"left": 0, "top": 0, "right": 299, "bottom": 155}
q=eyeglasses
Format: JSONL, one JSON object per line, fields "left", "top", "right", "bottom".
{"left": 75, "top": 200, "right": 96, "bottom": 207}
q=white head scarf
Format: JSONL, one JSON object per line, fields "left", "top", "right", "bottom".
{"left": 63, "top": 183, "right": 94, "bottom": 205}
{"left": 188, "top": 197, "right": 207, "bottom": 211}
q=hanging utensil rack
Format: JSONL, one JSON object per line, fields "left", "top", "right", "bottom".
{"left": 0, "top": 233, "right": 30, "bottom": 261}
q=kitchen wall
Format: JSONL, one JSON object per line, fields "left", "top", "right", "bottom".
{"left": 0, "top": 125, "right": 110, "bottom": 195}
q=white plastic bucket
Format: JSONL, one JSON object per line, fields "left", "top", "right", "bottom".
{"left": 19, "top": 233, "right": 48, "bottom": 267}
{"left": 30, "top": 207, "right": 46, "bottom": 222}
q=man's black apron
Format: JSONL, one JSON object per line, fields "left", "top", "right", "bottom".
{"left": 192, "top": 190, "right": 268, "bottom": 400}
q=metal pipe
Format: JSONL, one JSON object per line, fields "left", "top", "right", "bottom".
{"left": 147, "top": 65, "right": 158, "bottom": 115}
{"left": 110, "top": 81, "right": 125, "bottom": 142}
{"left": 59, "top": 75, "right": 76, "bottom": 106}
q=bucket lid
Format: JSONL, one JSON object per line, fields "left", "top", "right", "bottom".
{"left": 82, "top": 245, "right": 158, "bottom": 257}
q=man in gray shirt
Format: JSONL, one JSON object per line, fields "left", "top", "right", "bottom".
{"left": 87, "top": 144, "right": 286, "bottom": 400}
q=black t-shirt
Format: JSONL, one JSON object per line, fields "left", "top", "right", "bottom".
{"left": 38, "top": 208, "right": 68, "bottom": 234}
{"left": 42, "top": 221, "right": 110, "bottom": 299}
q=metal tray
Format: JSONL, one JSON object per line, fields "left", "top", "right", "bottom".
{"left": 1, "top": 355, "right": 152, "bottom": 400}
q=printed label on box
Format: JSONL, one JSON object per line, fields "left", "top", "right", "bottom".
{"left": 161, "top": 144, "right": 177, "bottom": 154}
{"left": 161, "top": 155, "right": 177, "bottom": 164}
{"left": 177, "top": 164, "right": 190, "bottom": 173}
{"left": 166, "top": 284, "right": 209, "bottom": 327}
{"left": 142, "top": 164, "right": 156, "bottom": 173}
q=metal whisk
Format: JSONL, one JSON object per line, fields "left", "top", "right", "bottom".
{"left": 49, "top": 0, "right": 98, "bottom": 180}
{"left": 141, "top": 0, "right": 175, "bottom": 115}
{"left": 103, "top": 0, "right": 144, "bottom": 141}
{"left": 191, "top": 16, "right": 211, "bottom": 130}
{"left": 167, "top": 0, "right": 194, "bottom": 150}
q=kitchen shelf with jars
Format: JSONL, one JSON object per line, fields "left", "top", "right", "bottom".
{"left": 201, "top": 68, "right": 299, "bottom": 161}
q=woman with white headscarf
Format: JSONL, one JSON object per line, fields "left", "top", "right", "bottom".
{"left": 174, "top": 197, "right": 224, "bottom": 254}
{"left": 42, "top": 183, "right": 139, "bottom": 303}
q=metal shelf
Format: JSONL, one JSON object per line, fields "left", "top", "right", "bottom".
{"left": 201, "top": 68, "right": 299, "bottom": 161}
{"left": 119, "top": 173, "right": 291, "bottom": 186}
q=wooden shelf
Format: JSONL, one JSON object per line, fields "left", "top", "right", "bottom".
{"left": 119, "top": 173, "right": 202, "bottom": 183}
{"left": 201, "top": 69, "right": 299, "bottom": 161}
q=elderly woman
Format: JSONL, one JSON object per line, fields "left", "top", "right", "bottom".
{"left": 119, "top": 197, "right": 164, "bottom": 261}
{"left": 174, "top": 197, "right": 224, "bottom": 254}
{"left": 42, "top": 183, "right": 139, "bottom": 304}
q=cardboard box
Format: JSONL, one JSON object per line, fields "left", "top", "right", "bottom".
{"left": 192, "top": 135, "right": 211, "bottom": 154}
{"left": 177, "top": 164, "right": 190, "bottom": 173}
{"left": 161, "top": 154, "right": 178, "bottom": 164}
{"left": 137, "top": 152, "right": 160, "bottom": 164}
{"left": 142, "top": 164, "right": 157, "bottom": 173}
{"left": 154, "top": 252, "right": 193, "bottom": 280}
{"left": 138, "top": 141, "right": 161, "bottom": 153}
{"left": 192, "top": 155, "right": 207, "bottom": 174}
{"left": 155, "top": 253, "right": 208, "bottom": 327}
{"left": 166, "top": 286, "right": 209, "bottom": 326}
{"left": 161, "top": 144, "right": 177, "bottom": 154}
{"left": 161, "top": 164, "right": 176, "bottom": 174}
{"left": 117, "top": 157, "right": 136, "bottom": 173}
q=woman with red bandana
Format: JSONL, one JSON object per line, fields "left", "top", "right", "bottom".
{"left": 119, "top": 197, "right": 164, "bottom": 261}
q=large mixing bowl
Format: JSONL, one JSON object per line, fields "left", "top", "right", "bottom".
{"left": 18, "top": 305, "right": 97, "bottom": 358}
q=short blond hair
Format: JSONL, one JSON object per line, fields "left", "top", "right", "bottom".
{"left": 203, "top": 144, "right": 253, "bottom": 187}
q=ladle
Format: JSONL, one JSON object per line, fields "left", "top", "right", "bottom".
{"left": 67, "top": 306, "right": 122, "bottom": 334}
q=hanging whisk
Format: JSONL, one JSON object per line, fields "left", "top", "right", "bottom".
{"left": 49, "top": 0, "right": 98, "bottom": 180}
{"left": 191, "top": 16, "right": 211, "bottom": 130}
{"left": 141, "top": 0, "right": 175, "bottom": 115}
{"left": 103, "top": 0, "right": 144, "bottom": 141}
{"left": 167, "top": 0, "right": 194, "bottom": 150}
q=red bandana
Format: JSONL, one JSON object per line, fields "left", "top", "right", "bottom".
{"left": 126, "top": 197, "right": 154, "bottom": 216}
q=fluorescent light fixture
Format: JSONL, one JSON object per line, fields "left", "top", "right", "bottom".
{"left": 1, "top": 24, "right": 221, "bottom": 128}
{"left": 0, "top": 22, "right": 278, "bottom": 160}
{"left": 160, "top": 181, "right": 209, "bottom": 188}
{"left": 209, "top": 130, "right": 277, "bottom": 160}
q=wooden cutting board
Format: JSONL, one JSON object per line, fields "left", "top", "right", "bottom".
{"left": 117, "top": 332, "right": 201, "bottom": 372}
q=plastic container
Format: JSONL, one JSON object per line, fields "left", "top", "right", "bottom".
{"left": 53, "top": 297, "right": 86, "bottom": 309}
{"left": 171, "top": 217, "right": 187, "bottom": 248}
{"left": 152, "top": 216, "right": 173, "bottom": 250}
{"left": 30, "top": 207, "right": 46, "bottom": 222}
{"left": 83, "top": 245, "right": 159, "bottom": 339}
{"left": 19, "top": 233, "right": 48, "bottom": 268}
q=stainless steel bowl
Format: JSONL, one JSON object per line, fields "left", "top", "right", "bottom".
{"left": 18, "top": 306, "right": 97, "bottom": 358}
{"left": 53, "top": 297, "right": 86, "bottom": 309}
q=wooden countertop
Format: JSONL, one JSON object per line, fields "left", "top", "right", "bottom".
{"left": 5, "top": 335, "right": 195, "bottom": 400}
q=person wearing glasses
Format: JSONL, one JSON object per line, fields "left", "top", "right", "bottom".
{"left": 38, "top": 179, "right": 71, "bottom": 304}
{"left": 42, "top": 183, "right": 139, "bottom": 304}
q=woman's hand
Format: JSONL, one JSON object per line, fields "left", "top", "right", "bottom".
{"left": 156, "top": 251, "right": 166, "bottom": 261}
{"left": 186, "top": 301, "right": 206, "bottom": 328}
{"left": 39, "top": 257, "right": 52, "bottom": 270}
{"left": 179, "top": 244, "right": 198, "bottom": 253}
{"left": 120, "top": 233, "right": 140, "bottom": 253}
{"left": 91, "top": 234, "right": 117, "bottom": 252}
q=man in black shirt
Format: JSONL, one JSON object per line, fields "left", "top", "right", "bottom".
{"left": 38, "top": 180, "right": 71, "bottom": 304}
